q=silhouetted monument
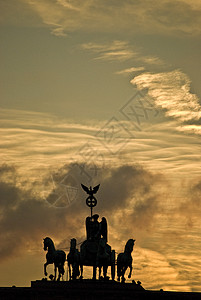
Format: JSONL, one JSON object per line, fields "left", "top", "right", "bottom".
{"left": 42, "top": 183, "right": 136, "bottom": 284}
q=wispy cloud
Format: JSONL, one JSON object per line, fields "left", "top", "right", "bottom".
{"left": 94, "top": 50, "right": 135, "bottom": 61}
{"left": 116, "top": 66, "right": 145, "bottom": 75}
{"left": 81, "top": 40, "right": 164, "bottom": 65}
{"left": 131, "top": 70, "right": 201, "bottom": 134}
{"left": 56, "top": 0, "right": 80, "bottom": 11}
{"left": 0, "top": 108, "right": 104, "bottom": 181}
{"left": 134, "top": 247, "right": 191, "bottom": 291}
{"left": 11, "top": 0, "right": 201, "bottom": 36}
{"left": 51, "top": 26, "right": 67, "bottom": 37}
{"left": 1, "top": 106, "right": 200, "bottom": 183}
{"left": 141, "top": 56, "right": 163, "bottom": 65}
{"left": 81, "top": 40, "right": 129, "bottom": 52}
{"left": 81, "top": 41, "right": 137, "bottom": 61}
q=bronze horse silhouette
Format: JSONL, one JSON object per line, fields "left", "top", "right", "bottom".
{"left": 43, "top": 237, "right": 66, "bottom": 281}
{"left": 67, "top": 238, "right": 83, "bottom": 280}
{"left": 117, "top": 239, "right": 135, "bottom": 283}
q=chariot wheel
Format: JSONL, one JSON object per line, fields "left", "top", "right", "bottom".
{"left": 111, "top": 250, "right": 115, "bottom": 281}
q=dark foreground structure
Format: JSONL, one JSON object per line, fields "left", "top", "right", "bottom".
{"left": 1, "top": 281, "right": 201, "bottom": 300}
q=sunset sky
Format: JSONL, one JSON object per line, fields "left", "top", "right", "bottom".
{"left": 1, "top": 0, "right": 201, "bottom": 291}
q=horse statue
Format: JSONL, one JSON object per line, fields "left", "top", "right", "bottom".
{"left": 96, "top": 238, "right": 111, "bottom": 280}
{"left": 117, "top": 239, "right": 135, "bottom": 283}
{"left": 43, "top": 237, "right": 66, "bottom": 281}
{"left": 67, "top": 238, "right": 83, "bottom": 280}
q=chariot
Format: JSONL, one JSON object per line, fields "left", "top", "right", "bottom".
{"left": 74, "top": 184, "right": 116, "bottom": 280}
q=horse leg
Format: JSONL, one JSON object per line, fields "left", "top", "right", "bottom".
{"left": 44, "top": 262, "right": 48, "bottom": 277}
{"left": 57, "top": 264, "right": 62, "bottom": 282}
{"left": 54, "top": 264, "right": 57, "bottom": 281}
{"left": 57, "top": 271, "right": 61, "bottom": 282}
{"left": 128, "top": 265, "right": 132, "bottom": 278}
{"left": 117, "top": 257, "right": 121, "bottom": 282}
{"left": 93, "top": 265, "right": 96, "bottom": 280}
{"left": 121, "top": 267, "right": 126, "bottom": 283}
{"left": 103, "top": 265, "right": 108, "bottom": 279}
{"left": 98, "top": 266, "right": 101, "bottom": 280}
{"left": 61, "top": 263, "right": 65, "bottom": 281}
{"left": 68, "top": 263, "right": 71, "bottom": 280}
{"left": 117, "top": 263, "right": 121, "bottom": 281}
{"left": 80, "top": 264, "right": 83, "bottom": 279}
{"left": 72, "top": 264, "right": 75, "bottom": 280}
{"left": 117, "top": 265, "right": 120, "bottom": 281}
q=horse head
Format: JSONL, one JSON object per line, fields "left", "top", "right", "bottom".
{"left": 125, "top": 239, "right": 135, "bottom": 253}
{"left": 43, "top": 237, "right": 52, "bottom": 251}
{"left": 70, "top": 238, "right": 77, "bottom": 250}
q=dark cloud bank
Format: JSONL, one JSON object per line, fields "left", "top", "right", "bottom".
{"left": 0, "top": 162, "right": 194, "bottom": 261}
